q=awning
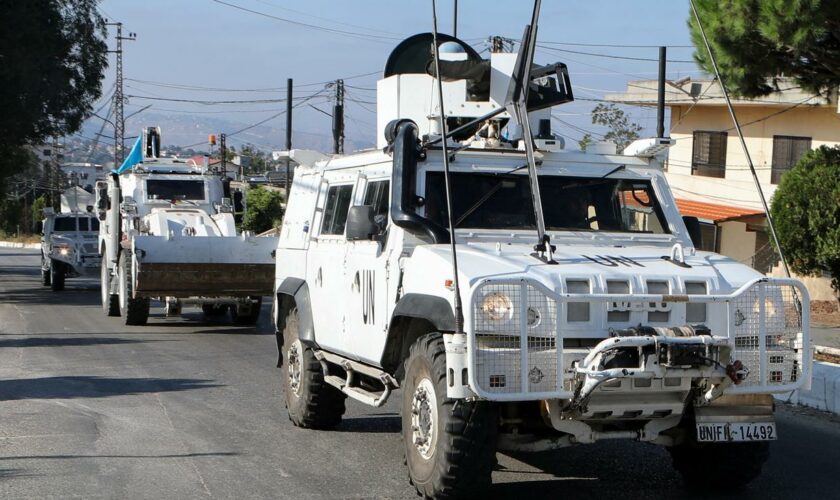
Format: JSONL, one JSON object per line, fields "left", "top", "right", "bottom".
{"left": 675, "top": 198, "right": 765, "bottom": 223}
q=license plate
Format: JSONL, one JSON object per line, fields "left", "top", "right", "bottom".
{"left": 696, "top": 422, "right": 776, "bottom": 442}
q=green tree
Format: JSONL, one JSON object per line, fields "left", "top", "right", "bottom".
{"left": 771, "top": 146, "right": 840, "bottom": 293}
{"left": 578, "top": 103, "right": 642, "bottom": 152}
{"left": 242, "top": 186, "right": 284, "bottom": 234}
{"left": 0, "top": 0, "right": 107, "bottom": 194}
{"left": 689, "top": 0, "right": 840, "bottom": 98}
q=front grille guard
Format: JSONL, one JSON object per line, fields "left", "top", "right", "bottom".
{"left": 468, "top": 277, "right": 811, "bottom": 401}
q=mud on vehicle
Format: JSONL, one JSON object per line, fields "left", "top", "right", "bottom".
{"left": 272, "top": 19, "right": 811, "bottom": 499}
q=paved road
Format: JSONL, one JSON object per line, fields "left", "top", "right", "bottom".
{"left": 1, "top": 247, "right": 839, "bottom": 499}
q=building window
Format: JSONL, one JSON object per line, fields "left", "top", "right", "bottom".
{"left": 752, "top": 228, "right": 776, "bottom": 274}
{"left": 771, "top": 135, "right": 811, "bottom": 184}
{"left": 321, "top": 184, "right": 354, "bottom": 235}
{"left": 698, "top": 222, "right": 718, "bottom": 252}
{"left": 691, "top": 131, "right": 727, "bottom": 178}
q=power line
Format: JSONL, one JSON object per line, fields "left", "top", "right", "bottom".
{"left": 211, "top": 0, "right": 400, "bottom": 43}
{"left": 539, "top": 40, "right": 694, "bottom": 49}
{"left": 537, "top": 44, "right": 696, "bottom": 64}
{"left": 179, "top": 86, "right": 332, "bottom": 148}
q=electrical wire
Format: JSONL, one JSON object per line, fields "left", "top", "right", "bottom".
{"left": 211, "top": 0, "right": 401, "bottom": 43}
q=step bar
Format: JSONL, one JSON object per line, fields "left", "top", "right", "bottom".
{"left": 314, "top": 351, "right": 399, "bottom": 408}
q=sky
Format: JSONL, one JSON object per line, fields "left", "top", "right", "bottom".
{"left": 93, "top": 0, "right": 708, "bottom": 151}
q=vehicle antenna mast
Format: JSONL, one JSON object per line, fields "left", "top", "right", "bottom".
{"left": 430, "top": 0, "right": 464, "bottom": 333}
{"left": 509, "top": 0, "right": 554, "bottom": 263}
{"left": 688, "top": 0, "right": 791, "bottom": 278}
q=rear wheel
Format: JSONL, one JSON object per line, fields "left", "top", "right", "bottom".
{"left": 118, "top": 252, "right": 149, "bottom": 325}
{"left": 101, "top": 257, "right": 119, "bottom": 316}
{"left": 669, "top": 437, "right": 769, "bottom": 489}
{"left": 50, "top": 261, "right": 65, "bottom": 291}
{"left": 282, "top": 307, "right": 345, "bottom": 429}
{"left": 41, "top": 255, "right": 51, "bottom": 286}
{"left": 231, "top": 297, "right": 262, "bottom": 325}
{"left": 402, "top": 333, "right": 498, "bottom": 499}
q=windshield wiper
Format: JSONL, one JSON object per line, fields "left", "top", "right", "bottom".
{"left": 601, "top": 165, "right": 626, "bottom": 178}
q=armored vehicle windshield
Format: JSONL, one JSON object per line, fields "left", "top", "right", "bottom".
{"left": 424, "top": 172, "right": 669, "bottom": 233}
{"left": 146, "top": 179, "right": 206, "bottom": 201}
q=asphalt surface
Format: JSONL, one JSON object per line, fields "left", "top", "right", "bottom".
{"left": 1, "top": 247, "right": 839, "bottom": 499}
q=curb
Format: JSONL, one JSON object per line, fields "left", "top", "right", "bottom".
{"left": 776, "top": 346, "right": 840, "bottom": 415}
{"left": 0, "top": 241, "right": 39, "bottom": 249}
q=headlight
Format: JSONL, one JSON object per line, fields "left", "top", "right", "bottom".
{"left": 481, "top": 293, "right": 514, "bottom": 321}
{"left": 54, "top": 244, "right": 73, "bottom": 256}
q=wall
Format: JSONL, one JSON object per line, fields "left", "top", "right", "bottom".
{"left": 718, "top": 221, "right": 757, "bottom": 265}
{"left": 665, "top": 105, "right": 840, "bottom": 210}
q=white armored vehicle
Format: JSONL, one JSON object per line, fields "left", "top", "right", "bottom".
{"left": 272, "top": 11, "right": 812, "bottom": 498}
{"left": 39, "top": 208, "right": 101, "bottom": 291}
{"left": 97, "top": 127, "right": 277, "bottom": 325}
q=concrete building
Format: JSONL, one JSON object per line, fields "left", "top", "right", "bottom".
{"left": 608, "top": 79, "right": 838, "bottom": 300}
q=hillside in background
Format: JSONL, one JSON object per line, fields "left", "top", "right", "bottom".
{"left": 78, "top": 111, "right": 375, "bottom": 157}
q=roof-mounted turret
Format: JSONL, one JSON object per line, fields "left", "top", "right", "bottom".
{"left": 376, "top": 33, "right": 573, "bottom": 148}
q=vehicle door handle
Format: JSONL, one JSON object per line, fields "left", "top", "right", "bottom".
{"left": 316, "top": 267, "right": 323, "bottom": 286}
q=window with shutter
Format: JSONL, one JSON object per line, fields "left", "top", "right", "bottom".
{"left": 771, "top": 135, "right": 811, "bottom": 184}
{"left": 691, "top": 131, "right": 727, "bottom": 178}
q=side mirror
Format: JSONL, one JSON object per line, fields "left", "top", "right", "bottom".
{"left": 346, "top": 205, "right": 379, "bottom": 241}
{"left": 682, "top": 216, "right": 703, "bottom": 249}
{"left": 35, "top": 221, "right": 43, "bottom": 234}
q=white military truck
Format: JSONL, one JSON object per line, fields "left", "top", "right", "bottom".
{"left": 272, "top": 25, "right": 811, "bottom": 499}
{"left": 39, "top": 208, "right": 101, "bottom": 291}
{"left": 97, "top": 127, "right": 277, "bottom": 325}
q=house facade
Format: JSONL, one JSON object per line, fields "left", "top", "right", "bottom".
{"left": 608, "top": 79, "right": 838, "bottom": 300}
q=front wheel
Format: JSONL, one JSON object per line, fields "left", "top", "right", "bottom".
{"left": 101, "top": 257, "right": 119, "bottom": 316}
{"left": 118, "top": 252, "right": 149, "bottom": 325}
{"left": 50, "top": 261, "right": 65, "bottom": 291}
{"left": 402, "top": 333, "right": 498, "bottom": 499}
{"left": 669, "top": 439, "right": 769, "bottom": 490}
{"left": 41, "top": 255, "right": 51, "bottom": 286}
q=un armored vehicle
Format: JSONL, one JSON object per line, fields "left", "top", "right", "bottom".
{"left": 39, "top": 208, "right": 101, "bottom": 291}
{"left": 96, "top": 127, "right": 277, "bottom": 325}
{"left": 272, "top": 19, "right": 812, "bottom": 499}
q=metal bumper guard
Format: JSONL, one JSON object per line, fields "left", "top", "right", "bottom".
{"left": 468, "top": 277, "right": 811, "bottom": 401}
{"left": 570, "top": 333, "right": 740, "bottom": 413}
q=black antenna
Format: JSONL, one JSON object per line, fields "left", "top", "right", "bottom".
{"left": 431, "top": 0, "right": 464, "bottom": 334}
{"left": 507, "top": 0, "right": 554, "bottom": 263}
{"left": 689, "top": 0, "right": 791, "bottom": 278}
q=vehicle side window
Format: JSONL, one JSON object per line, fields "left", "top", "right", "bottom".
{"left": 321, "top": 184, "right": 354, "bottom": 235}
{"left": 89, "top": 218, "right": 100, "bottom": 231}
{"left": 363, "top": 180, "right": 389, "bottom": 220}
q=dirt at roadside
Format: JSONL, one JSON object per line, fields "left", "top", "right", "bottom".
{"left": 812, "top": 300, "right": 840, "bottom": 327}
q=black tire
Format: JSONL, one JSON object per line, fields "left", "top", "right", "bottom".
{"left": 50, "top": 261, "right": 65, "bottom": 291}
{"left": 41, "top": 255, "right": 51, "bottom": 286}
{"left": 202, "top": 304, "right": 229, "bottom": 317}
{"left": 118, "top": 252, "right": 149, "bottom": 325}
{"left": 231, "top": 297, "right": 262, "bottom": 325}
{"left": 402, "top": 333, "right": 498, "bottom": 499}
{"left": 669, "top": 438, "right": 769, "bottom": 490}
{"left": 101, "top": 257, "right": 119, "bottom": 317}
{"left": 282, "top": 307, "right": 346, "bottom": 429}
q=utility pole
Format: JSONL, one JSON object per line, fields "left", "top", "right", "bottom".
{"left": 489, "top": 36, "right": 513, "bottom": 53}
{"left": 106, "top": 21, "right": 136, "bottom": 167}
{"left": 453, "top": 0, "right": 458, "bottom": 37}
{"left": 332, "top": 79, "right": 345, "bottom": 155}
{"left": 285, "top": 78, "right": 293, "bottom": 194}
{"left": 220, "top": 133, "right": 227, "bottom": 178}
